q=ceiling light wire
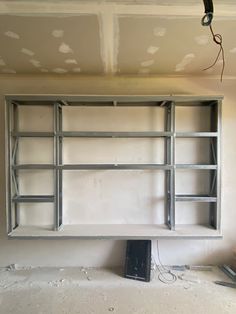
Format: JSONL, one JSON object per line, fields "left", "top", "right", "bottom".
{"left": 203, "top": 24, "right": 225, "bottom": 82}
{"left": 201, "top": 0, "right": 225, "bottom": 82}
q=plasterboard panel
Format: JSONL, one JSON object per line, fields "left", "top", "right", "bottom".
{"left": 3, "top": 0, "right": 232, "bottom": 5}
{"left": 0, "top": 15, "right": 103, "bottom": 74}
{"left": 105, "top": 0, "right": 235, "bottom": 3}
{"left": 117, "top": 16, "right": 236, "bottom": 76}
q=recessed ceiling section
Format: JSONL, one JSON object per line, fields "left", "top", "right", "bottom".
{"left": 117, "top": 16, "right": 236, "bottom": 76}
{"left": 0, "top": 15, "right": 103, "bottom": 74}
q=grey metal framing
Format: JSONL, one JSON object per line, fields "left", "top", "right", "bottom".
{"left": 54, "top": 103, "right": 63, "bottom": 230}
{"left": 5, "top": 95, "right": 223, "bottom": 237}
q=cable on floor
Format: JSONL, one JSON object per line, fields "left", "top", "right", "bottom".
{"left": 152, "top": 240, "right": 177, "bottom": 284}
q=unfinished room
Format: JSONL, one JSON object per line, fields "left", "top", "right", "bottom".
{"left": 0, "top": 0, "right": 236, "bottom": 313}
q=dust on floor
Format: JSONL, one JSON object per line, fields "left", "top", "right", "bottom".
{"left": 0, "top": 266, "right": 235, "bottom": 314}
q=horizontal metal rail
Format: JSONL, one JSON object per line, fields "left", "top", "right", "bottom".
{"left": 12, "top": 131, "right": 54, "bottom": 137}
{"left": 12, "top": 164, "right": 172, "bottom": 170}
{"left": 175, "top": 195, "right": 217, "bottom": 202}
{"left": 176, "top": 132, "right": 218, "bottom": 138}
{"left": 13, "top": 164, "right": 54, "bottom": 170}
{"left": 12, "top": 131, "right": 218, "bottom": 138}
{"left": 12, "top": 131, "right": 173, "bottom": 138}
{"left": 176, "top": 164, "right": 217, "bottom": 170}
{"left": 12, "top": 195, "right": 55, "bottom": 203}
{"left": 61, "top": 164, "right": 172, "bottom": 170}
{"left": 60, "top": 131, "right": 172, "bottom": 138}
{"left": 5, "top": 95, "right": 224, "bottom": 104}
{"left": 13, "top": 164, "right": 217, "bottom": 170}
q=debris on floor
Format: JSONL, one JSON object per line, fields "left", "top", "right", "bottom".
{"left": 170, "top": 265, "right": 212, "bottom": 272}
{"left": 81, "top": 267, "right": 92, "bottom": 281}
{"left": 178, "top": 274, "right": 201, "bottom": 284}
{"left": 219, "top": 264, "right": 236, "bottom": 281}
{"left": 0, "top": 267, "right": 236, "bottom": 314}
{"left": 187, "top": 265, "right": 212, "bottom": 271}
{"left": 170, "top": 265, "right": 186, "bottom": 271}
{"left": 6, "top": 264, "right": 20, "bottom": 271}
{"left": 5, "top": 264, "right": 34, "bottom": 271}
{"left": 214, "top": 281, "right": 236, "bottom": 289}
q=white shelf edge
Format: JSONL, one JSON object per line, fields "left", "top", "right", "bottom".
{"left": 8, "top": 224, "right": 222, "bottom": 239}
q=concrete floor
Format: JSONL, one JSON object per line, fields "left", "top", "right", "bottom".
{"left": 0, "top": 266, "right": 236, "bottom": 314}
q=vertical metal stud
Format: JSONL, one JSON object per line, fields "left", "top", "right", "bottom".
{"left": 216, "top": 100, "right": 222, "bottom": 231}
{"left": 53, "top": 104, "right": 58, "bottom": 230}
{"left": 165, "top": 102, "right": 175, "bottom": 230}
{"left": 7, "top": 100, "right": 13, "bottom": 234}
{"left": 165, "top": 106, "right": 171, "bottom": 228}
{"left": 170, "top": 102, "right": 176, "bottom": 231}
{"left": 58, "top": 105, "right": 63, "bottom": 228}
{"left": 209, "top": 100, "right": 221, "bottom": 229}
{"left": 54, "top": 103, "right": 63, "bottom": 231}
{"left": 12, "top": 103, "right": 19, "bottom": 228}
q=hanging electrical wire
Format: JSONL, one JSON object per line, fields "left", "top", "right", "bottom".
{"left": 201, "top": 0, "right": 225, "bottom": 81}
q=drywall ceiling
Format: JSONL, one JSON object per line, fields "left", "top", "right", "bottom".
{"left": 0, "top": 1, "right": 236, "bottom": 76}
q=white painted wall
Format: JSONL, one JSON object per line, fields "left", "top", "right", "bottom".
{"left": 0, "top": 75, "right": 235, "bottom": 267}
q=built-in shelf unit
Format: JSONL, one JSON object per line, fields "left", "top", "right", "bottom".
{"left": 6, "top": 95, "right": 222, "bottom": 239}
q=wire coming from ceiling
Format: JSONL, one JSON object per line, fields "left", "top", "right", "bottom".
{"left": 201, "top": 0, "right": 225, "bottom": 81}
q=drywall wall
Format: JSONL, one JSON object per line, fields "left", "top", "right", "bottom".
{"left": 0, "top": 74, "right": 235, "bottom": 267}
{"left": 16, "top": 103, "right": 212, "bottom": 227}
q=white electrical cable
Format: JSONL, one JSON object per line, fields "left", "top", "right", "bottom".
{"left": 153, "top": 240, "right": 177, "bottom": 284}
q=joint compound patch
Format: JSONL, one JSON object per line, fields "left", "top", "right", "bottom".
{"left": 29, "top": 59, "right": 41, "bottom": 68}
{"left": 53, "top": 68, "right": 68, "bottom": 73}
{"left": 72, "top": 67, "right": 81, "bottom": 73}
{"left": 194, "top": 35, "right": 209, "bottom": 45}
{"left": 175, "top": 53, "right": 195, "bottom": 72}
{"left": 4, "top": 31, "right": 20, "bottom": 39}
{"left": 147, "top": 46, "right": 159, "bottom": 55}
{"left": 21, "top": 48, "right": 35, "bottom": 56}
{"left": 204, "top": 68, "right": 214, "bottom": 74}
{"left": 65, "top": 59, "right": 77, "bottom": 64}
{"left": 40, "top": 69, "right": 49, "bottom": 73}
{"left": 52, "top": 30, "right": 64, "bottom": 38}
{"left": 141, "top": 59, "right": 154, "bottom": 67}
{"left": 216, "top": 59, "right": 223, "bottom": 66}
{"left": 0, "top": 58, "right": 6, "bottom": 66}
{"left": 153, "top": 27, "right": 166, "bottom": 37}
{"left": 2, "top": 68, "right": 16, "bottom": 74}
{"left": 59, "top": 43, "right": 73, "bottom": 54}
{"left": 139, "top": 68, "right": 150, "bottom": 74}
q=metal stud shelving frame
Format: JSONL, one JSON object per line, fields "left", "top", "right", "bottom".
{"left": 5, "top": 95, "right": 222, "bottom": 238}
